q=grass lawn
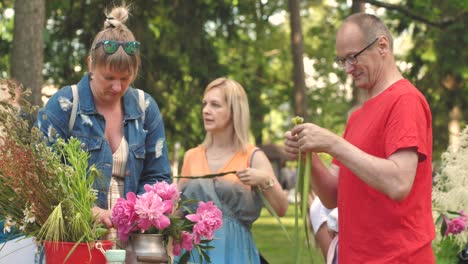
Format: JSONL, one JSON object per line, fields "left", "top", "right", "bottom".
{"left": 252, "top": 206, "right": 325, "bottom": 264}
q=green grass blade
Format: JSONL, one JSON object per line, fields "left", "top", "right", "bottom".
{"left": 173, "top": 171, "right": 237, "bottom": 179}
{"left": 302, "top": 153, "right": 312, "bottom": 249}
{"left": 294, "top": 150, "right": 303, "bottom": 263}
{"left": 255, "top": 187, "right": 291, "bottom": 242}
{"left": 64, "top": 235, "right": 85, "bottom": 262}
{"left": 291, "top": 116, "right": 313, "bottom": 264}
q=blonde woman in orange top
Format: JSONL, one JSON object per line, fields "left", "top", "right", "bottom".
{"left": 175, "top": 78, "right": 288, "bottom": 263}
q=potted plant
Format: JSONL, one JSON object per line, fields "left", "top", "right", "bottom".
{"left": 112, "top": 181, "right": 223, "bottom": 263}
{"left": 0, "top": 80, "right": 108, "bottom": 263}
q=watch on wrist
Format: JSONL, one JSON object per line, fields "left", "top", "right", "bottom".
{"left": 261, "top": 177, "right": 275, "bottom": 191}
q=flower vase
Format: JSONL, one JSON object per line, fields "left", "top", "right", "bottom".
{"left": 126, "top": 233, "right": 168, "bottom": 264}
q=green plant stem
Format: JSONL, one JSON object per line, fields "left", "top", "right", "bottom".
{"left": 255, "top": 187, "right": 291, "bottom": 242}
{"left": 302, "top": 152, "right": 311, "bottom": 249}
{"left": 174, "top": 170, "right": 291, "bottom": 242}
{"left": 291, "top": 116, "right": 312, "bottom": 263}
{"left": 173, "top": 171, "right": 237, "bottom": 179}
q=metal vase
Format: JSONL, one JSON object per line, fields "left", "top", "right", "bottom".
{"left": 126, "top": 233, "right": 168, "bottom": 264}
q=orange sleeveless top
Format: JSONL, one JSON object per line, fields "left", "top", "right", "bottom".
{"left": 180, "top": 145, "right": 257, "bottom": 189}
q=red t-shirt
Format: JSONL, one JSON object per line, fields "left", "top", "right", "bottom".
{"left": 334, "top": 79, "right": 435, "bottom": 263}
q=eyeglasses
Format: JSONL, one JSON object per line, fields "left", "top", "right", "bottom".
{"left": 94, "top": 40, "right": 141, "bottom": 55}
{"left": 335, "top": 37, "right": 379, "bottom": 68}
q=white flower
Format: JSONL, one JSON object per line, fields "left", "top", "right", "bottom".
{"left": 23, "top": 206, "right": 36, "bottom": 224}
{"left": 433, "top": 125, "right": 468, "bottom": 246}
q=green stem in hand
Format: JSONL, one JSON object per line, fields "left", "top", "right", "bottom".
{"left": 302, "top": 152, "right": 311, "bottom": 248}
{"left": 175, "top": 170, "right": 292, "bottom": 242}
{"left": 292, "top": 116, "right": 312, "bottom": 263}
{"left": 255, "top": 187, "right": 291, "bottom": 242}
{"left": 173, "top": 171, "right": 237, "bottom": 179}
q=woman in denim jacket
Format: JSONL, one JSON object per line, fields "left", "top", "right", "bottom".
{"left": 35, "top": 5, "right": 171, "bottom": 229}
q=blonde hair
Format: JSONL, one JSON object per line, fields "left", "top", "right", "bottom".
{"left": 89, "top": 4, "right": 140, "bottom": 80}
{"left": 202, "top": 78, "right": 250, "bottom": 152}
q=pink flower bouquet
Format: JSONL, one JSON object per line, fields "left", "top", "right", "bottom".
{"left": 112, "top": 181, "right": 223, "bottom": 262}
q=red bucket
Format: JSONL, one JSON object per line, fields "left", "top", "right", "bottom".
{"left": 44, "top": 240, "right": 112, "bottom": 264}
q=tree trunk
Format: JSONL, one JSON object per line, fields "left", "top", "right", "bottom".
{"left": 288, "top": 0, "right": 307, "bottom": 119}
{"left": 11, "top": 0, "right": 45, "bottom": 107}
{"left": 352, "top": 0, "right": 366, "bottom": 13}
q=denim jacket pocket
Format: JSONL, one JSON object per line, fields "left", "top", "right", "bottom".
{"left": 76, "top": 137, "right": 103, "bottom": 152}
{"left": 130, "top": 143, "right": 146, "bottom": 160}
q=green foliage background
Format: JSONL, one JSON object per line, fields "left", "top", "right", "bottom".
{"left": 0, "top": 0, "right": 467, "bottom": 166}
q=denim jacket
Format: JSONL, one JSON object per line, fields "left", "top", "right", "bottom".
{"left": 36, "top": 73, "right": 172, "bottom": 208}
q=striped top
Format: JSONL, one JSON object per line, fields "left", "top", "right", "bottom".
{"left": 106, "top": 137, "right": 129, "bottom": 242}
{"left": 108, "top": 137, "right": 129, "bottom": 208}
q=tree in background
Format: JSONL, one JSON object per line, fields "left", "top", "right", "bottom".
{"left": 0, "top": 1, "right": 15, "bottom": 78}
{"left": 288, "top": 0, "right": 307, "bottom": 120}
{"left": 0, "top": 0, "right": 466, "bottom": 167}
{"left": 10, "top": 0, "right": 45, "bottom": 107}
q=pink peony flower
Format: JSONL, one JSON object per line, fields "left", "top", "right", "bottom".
{"left": 172, "top": 231, "right": 194, "bottom": 256}
{"left": 186, "top": 201, "right": 223, "bottom": 244}
{"left": 135, "top": 191, "right": 172, "bottom": 231}
{"left": 460, "top": 211, "right": 467, "bottom": 220}
{"left": 144, "top": 182, "right": 180, "bottom": 202}
{"left": 444, "top": 215, "right": 467, "bottom": 236}
{"left": 112, "top": 181, "right": 223, "bottom": 261}
{"left": 172, "top": 241, "right": 181, "bottom": 256}
{"left": 180, "top": 231, "right": 194, "bottom": 251}
{"left": 144, "top": 182, "right": 180, "bottom": 213}
{"left": 112, "top": 192, "right": 138, "bottom": 241}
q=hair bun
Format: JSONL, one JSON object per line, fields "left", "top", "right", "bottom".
{"left": 104, "top": 6, "right": 129, "bottom": 29}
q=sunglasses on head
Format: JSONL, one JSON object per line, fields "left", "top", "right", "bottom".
{"left": 94, "top": 40, "right": 140, "bottom": 55}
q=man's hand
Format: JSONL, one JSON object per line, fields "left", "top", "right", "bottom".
{"left": 292, "top": 123, "right": 337, "bottom": 154}
{"left": 284, "top": 123, "right": 338, "bottom": 159}
{"left": 284, "top": 130, "right": 301, "bottom": 160}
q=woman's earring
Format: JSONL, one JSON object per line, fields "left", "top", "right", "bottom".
{"left": 89, "top": 72, "right": 93, "bottom": 80}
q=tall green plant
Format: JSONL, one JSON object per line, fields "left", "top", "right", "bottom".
{"left": 0, "top": 80, "right": 106, "bottom": 243}
{"left": 36, "top": 137, "right": 106, "bottom": 243}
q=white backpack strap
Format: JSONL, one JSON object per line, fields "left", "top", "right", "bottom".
{"left": 69, "top": 84, "right": 79, "bottom": 133}
{"left": 137, "top": 89, "right": 146, "bottom": 123}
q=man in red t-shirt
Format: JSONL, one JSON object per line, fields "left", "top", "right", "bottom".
{"left": 284, "top": 13, "right": 435, "bottom": 263}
